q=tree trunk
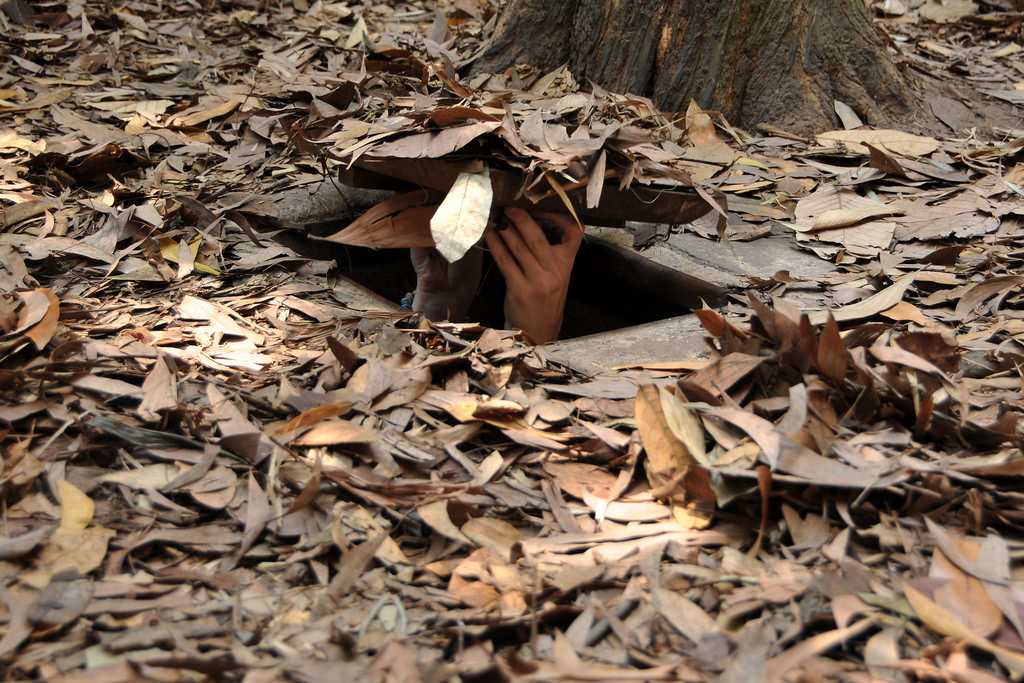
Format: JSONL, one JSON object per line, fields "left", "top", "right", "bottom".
{"left": 474, "top": 0, "right": 926, "bottom": 133}
{"left": 270, "top": 180, "right": 392, "bottom": 230}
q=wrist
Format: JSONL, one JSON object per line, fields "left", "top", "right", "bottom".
{"left": 506, "top": 300, "right": 564, "bottom": 344}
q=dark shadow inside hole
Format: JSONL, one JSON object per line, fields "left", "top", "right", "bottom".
{"left": 327, "top": 236, "right": 723, "bottom": 339}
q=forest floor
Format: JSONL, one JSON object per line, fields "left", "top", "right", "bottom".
{"left": 1, "top": 1, "right": 1023, "bottom": 681}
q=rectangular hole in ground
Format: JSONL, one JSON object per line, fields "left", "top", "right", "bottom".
{"left": 308, "top": 233, "right": 721, "bottom": 339}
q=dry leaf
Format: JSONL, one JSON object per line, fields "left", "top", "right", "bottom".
{"left": 224, "top": 473, "right": 271, "bottom": 570}
{"left": 930, "top": 540, "right": 1003, "bottom": 638}
{"left": 19, "top": 288, "right": 59, "bottom": 350}
{"left": 0, "top": 526, "right": 52, "bottom": 560}
{"left": 833, "top": 100, "right": 863, "bottom": 129}
{"left": 812, "top": 275, "right": 916, "bottom": 325}
{"left": 345, "top": 15, "right": 369, "bottom": 48}
{"left": 28, "top": 571, "right": 93, "bottom": 628}
{"left": 954, "top": 275, "right": 1024, "bottom": 321}
{"left": 323, "top": 191, "right": 437, "bottom": 248}
{"left": 137, "top": 356, "right": 177, "bottom": 422}
{"left": 586, "top": 150, "right": 607, "bottom": 209}
{"left": 430, "top": 167, "right": 492, "bottom": 263}
{"left": 544, "top": 173, "right": 584, "bottom": 231}
{"left": 24, "top": 481, "right": 112, "bottom": 591}
{"left": 816, "top": 129, "right": 940, "bottom": 156}
{"left": 461, "top": 517, "right": 522, "bottom": 562}
{"left": 418, "top": 500, "right": 472, "bottom": 544}
{"left": 707, "top": 407, "right": 782, "bottom": 466}
{"left": 57, "top": 480, "right": 93, "bottom": 532}
{"left": 658, "top": 386, "right": 708, "bottom": 466}
{"left": 324, "top": 533, "right": 386, "bottom": 604}
{"left": 635, "top": 384, "right": 715, "bottom": 525}
{"left": 291, "top": 419, "right": 378, "bottom": 446}
{"left": 782, "top": 505, "right": 831, "bottom": 549}
{"left": 167, "top": 97, "right": 241, "bottom": 128}
{"left": 920, "top": 0, "right": 978, "bottom": 23}
{"left": 905, "top": 582, "right": 1024, "bottom": 672}
{"left": 652, "top": 586, "right": 719, "bottom": 644}
{"left": 0, "top": 129, "right": 46, "bottom": 154}
{"left": 765, "top": 620, "right": 874, "bottom": 682}
{"left": 685, "top": 100, "right": 721, "bottom": 146}
{"left": 99, "top": 464, "right": 179, "bottom": 489}
{"left": 0, "top": 588, "right": 34, "bottom": 658}
{"left": 283, "top": 457, "right": 322, "bottom": 516}
{"left": 816, "top": 315, "right": 848, "bottom": 383}
{"left": 811, "top": 205, "right": 903, "bottom": 230}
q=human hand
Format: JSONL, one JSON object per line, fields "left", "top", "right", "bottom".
{"left": 483, "top": 208, "right": 583, "bottom": 344}
{"left": 410, "top": 246, "right": 482, "bottom": 322}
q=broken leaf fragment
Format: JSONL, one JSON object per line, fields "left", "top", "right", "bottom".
{"left": 430, "top": 168, "right": 492, "bottom": 263}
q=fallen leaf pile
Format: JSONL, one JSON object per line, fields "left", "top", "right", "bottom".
{"left": 1, "top": 0, "right": 1024, "bottom": 680}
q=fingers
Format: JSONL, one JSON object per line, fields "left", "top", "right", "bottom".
{"left": 488, "top": 208, "right": 583, "bottom": 283}
{"left": 493, "top": 214, "right": 543, "bottom": 277}
{"left": 484, "top": 228, "right": 524, "bottom": 286}
{"left": 535, "top": 212, "right": 584, "bottom": 255}
{"left": 504, "top": 208, "right": 550, "bottom": 266}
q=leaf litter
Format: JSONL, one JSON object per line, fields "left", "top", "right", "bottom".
{"left": 0, "top": 0, "right": 1022, "bottom": 680}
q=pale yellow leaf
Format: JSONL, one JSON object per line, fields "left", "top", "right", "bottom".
{"left": 57, "top": 480, "right": 93, "bottom": 532}
{"left": 430, "top": 168, "right": 492, "bottom": 263}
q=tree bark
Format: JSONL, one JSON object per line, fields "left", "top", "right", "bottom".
{"left": 269, "top": 180, "right": 392, "bottom": 230}
{"left": 475, "top": 0, "right": 926, "bottom": 133}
